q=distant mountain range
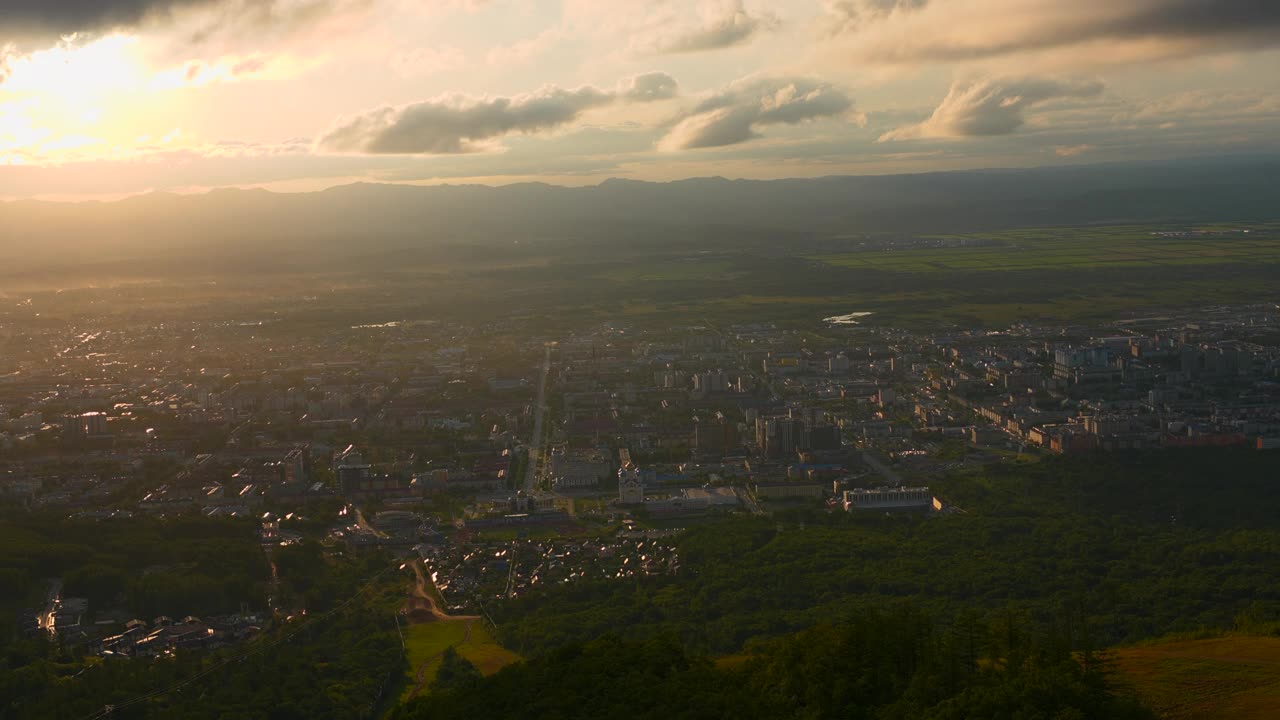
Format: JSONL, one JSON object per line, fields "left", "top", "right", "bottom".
{"left": 3, "top": 155, "right": 1277, "bottom": 273}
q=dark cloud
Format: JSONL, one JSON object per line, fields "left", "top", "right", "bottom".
{"left": 829, "top": 0, "right": 1280, "bottom": 62}
{"left": 881, "top": 77, "right": 1104, "bottom": 140}
{"left": 1110, "top": 0, "right": 1280, "bottom": 41}
{"left": 0, "top": 0, "right": 363, "bottom": 55}
{"left": 661, "top": 77, "right": 854, "bottom": 149}
{"left": 320, "top": 74, "right": 677, "bottom": 155}
{"left": 0, "top": 0, "right": 214, "bottom": 44}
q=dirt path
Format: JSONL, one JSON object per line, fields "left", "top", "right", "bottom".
{"left": 399, "top": 559, "right": 486, "bottom": 701}
{"left": 404, "top": 559, "right": 480, "bottom": 623}
{"left": 354, "top": 506, "right": 388, "bottom": 538}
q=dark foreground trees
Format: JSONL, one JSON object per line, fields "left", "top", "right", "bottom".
{"left": 399, "top": 607, "right": 1151, "bottom": 720}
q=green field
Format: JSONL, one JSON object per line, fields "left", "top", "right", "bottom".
{"left": 541, "top": 223, "right": 1280, "bottom": 328}
{"left": 401, "top": 619, "right": 521, "bottom": 703}
{"left": 1109, "top": 634, "right": 1280, "bottom": 719}
{"left": 809, "top": 224, "right": 1280, "bottom": 273}
{"left": 598, "top": 258, "right": 740, "bottom": 283}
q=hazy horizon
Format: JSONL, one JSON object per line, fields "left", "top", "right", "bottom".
{"left": 3, "top": 1, "right": 1279, "bottom": 200}
{"left": 4, "top": 150, "right": 1277, "bottom": 205}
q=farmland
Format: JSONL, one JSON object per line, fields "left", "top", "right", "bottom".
{"left": 530, "top": 222, "right": 1280, "bottom": 328}
{"left": 808, "top": 224, "right": 1280, "bottom": 273}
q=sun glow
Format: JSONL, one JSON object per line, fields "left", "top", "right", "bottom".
{"left": 4, "top": 35, "right": 147, "bottom": 103}
{"left": 0, "top": 35, "right": 152, "bottom": 159}
{"left": 0, "top": 32, "right": 300, "bottom": 162}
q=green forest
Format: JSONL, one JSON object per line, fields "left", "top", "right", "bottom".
{"left": 398, "top": 607, "right": 1153, "bottom": 720}
{"left": 3, "top": 449, "right": 1280, "bottom": 718}
{"left": 495, "top": 450, "right": 1280, "bottom": 657}
{"left": 0, "top": 514, "right": 269, "bottom": 640}
{"left": 1, "top": 537, "right": 404, "bottom": 720}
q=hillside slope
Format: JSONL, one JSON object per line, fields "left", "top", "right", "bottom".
{"left": 1109, "top": 635, "right": 1280, "bottom": 719}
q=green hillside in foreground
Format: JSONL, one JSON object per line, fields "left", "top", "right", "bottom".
{"left": 1109, "top": 634, "right": 1280, "bottom": 719}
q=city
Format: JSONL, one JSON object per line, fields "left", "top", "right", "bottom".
{"left": 4, "top": 0, "right": 1280, "bottom": 717}
{"left": 6, "top": 295, "right": 1280, "bottom": 653}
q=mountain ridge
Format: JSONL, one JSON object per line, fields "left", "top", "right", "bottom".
{"left": 2, "top": 155, "right": 1278, "bottom": 272}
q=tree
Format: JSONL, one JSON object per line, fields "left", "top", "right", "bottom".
{"left": 431, "top": 647, "right": 482, "bottom": 694}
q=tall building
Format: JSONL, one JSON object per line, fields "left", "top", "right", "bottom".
{"left": 693, "top": 370, "right": 729, "bottom": 396}
{"left": 283, "top": 447, "right": 309, "bottom": 485}
{"left": 333, "top": 444, "right": 364, "bottom": 472}
{"left": 81, "top": 412, "right": 109, "bottom": 437}
{"left": 757, "top": 417, "right": 806, "bottom": 457}
{"left": 337, "top": 464, "right": 372, "bottom": 495}
{"left": 335, "top": 444, "right": 369, "bottom": 494}
{"left": 63, "top": 413, "right": 87, "bottom": 442}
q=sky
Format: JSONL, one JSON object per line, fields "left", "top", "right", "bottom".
{"left": 0, "top": 0, "right": 1278, "bottom": 199}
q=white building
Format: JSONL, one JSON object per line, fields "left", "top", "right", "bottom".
{"left": 618, "top": 464, "right": 644, "bottom": 504}
{"left": 842, "top": 486, "right": 937, "bottom": 512}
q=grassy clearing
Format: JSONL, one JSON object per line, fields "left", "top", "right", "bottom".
{"left": 456, "top": 622, "right": 521, "bottom": 676}
{"left": 1108, "top": 634, "right": 1280, "bottom": 720}
{"left": 399, "top": 619, "right": 521, "bottom": 703}
{"left": 402, "top": 621, "right": 470, "bottom": 701}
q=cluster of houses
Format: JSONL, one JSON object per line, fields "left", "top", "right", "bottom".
{"left": 97, "top": 615, "right": 263, "bottom": 657}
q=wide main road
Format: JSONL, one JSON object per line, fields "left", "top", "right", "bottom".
{"left": 524, "top": 343, "right": 553, "bottom": 493}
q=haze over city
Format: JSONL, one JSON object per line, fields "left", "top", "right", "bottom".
{"left": 4, "top": 3, "right": 1280, "bottom": 720}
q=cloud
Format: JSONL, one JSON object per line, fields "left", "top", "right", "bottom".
{"left": 660, "top": 77, "right": 854, "bottom": 150}
{"left": 0, "top": 0, "right": 213, "bottom": 43}
{"left": 827, "top": 0, "right": 1280, "bottom": 64}
{"left": 0, "top": 0, "right": 379, "bottom": 85}
{"left": 880, "top": 77, "right": 1104, "bottom": 140}
{"left": 0, "top": 0, "right": 367, "bottom": 49}
{"left": 636, "top": 0, "right": 779, "bottom": 54}
{"left": 621, "top": 72, "right": 680, "bottom": 102}
{"left": 319, "top": 73, "right": 678, "bottom": 155}
{"left": 823, "top": 0, "right": 928, "bottom": 33}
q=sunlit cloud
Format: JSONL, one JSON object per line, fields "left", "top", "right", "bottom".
{"left": 319, "top": 74, "right": 679, "bottom": 155}
{"left": 881, "top": 77, "right": 1104, "bottom": 140}
{"left": 631, "top": 0, "right": 780, "bottom": 55}
{"left": 661, "top": 77, "right": 856, "bottom": 150}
